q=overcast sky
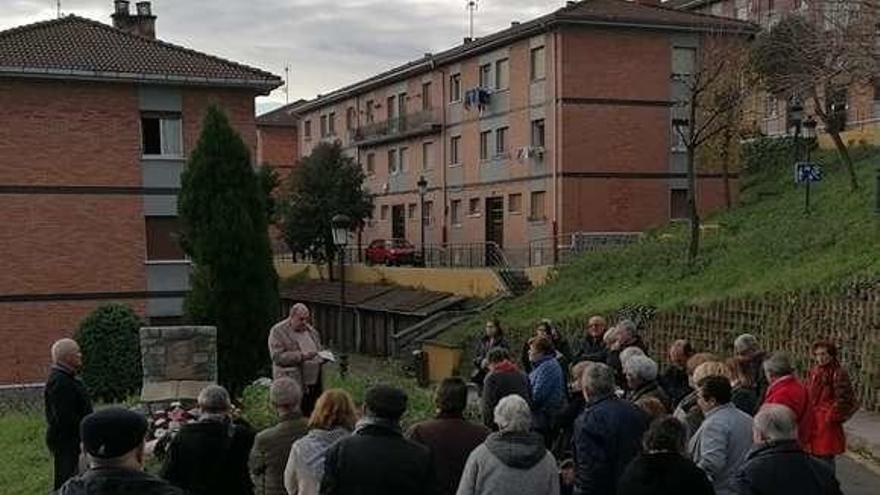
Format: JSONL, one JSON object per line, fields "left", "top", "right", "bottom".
{"left": 3, "top": 1, "right": 565, "bottom": 114}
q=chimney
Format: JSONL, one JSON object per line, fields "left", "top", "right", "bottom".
{"left": 111, "top": 1, "right": 157, "bottom": 39}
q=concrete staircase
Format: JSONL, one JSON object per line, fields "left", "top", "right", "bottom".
{"left": 497, "top": 268, "right": 533, "bottom": 296}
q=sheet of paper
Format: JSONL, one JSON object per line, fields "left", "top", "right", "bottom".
{"left": 318, "top": 350, "right": 336, "bottom": 362}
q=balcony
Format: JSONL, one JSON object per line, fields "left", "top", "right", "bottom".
{"left": 350, "top": 108, "right": 441, "bottom": 146}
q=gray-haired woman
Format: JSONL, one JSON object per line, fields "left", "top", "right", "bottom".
{"left": 456, "top": 395, "right": 559, "bottom": 495}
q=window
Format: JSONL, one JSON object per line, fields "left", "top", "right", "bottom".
{"left": 530, "top": 46, "right": 545, "bottom": 81}
{"left": 399, "top": 147, "right": 408, "bottom": 173}
{"left": 530, "top": 191, "right": 547, "bottom": 220}
{"left": 320, "top": 115, "right": 328, "bottom": 137}
{"left": 480, "top": 130, "right": 491, "bottom": 160}
{"left": 141, "top": 113, "right": 182, "bottom": 156}
{"left": 764, "top": 95, "right": 778, "bottom": 118}
{"left": 508, "top": 193, "right": 522, "bottom": 214}
{"left": 304, "top": 120, "right": 312, "bottom": 139}
{"left": 329, "top": 112, "right": 336, "bottom": 135}
{"left": 468, "top": 198, "right": 481, "bottom": 216}
{"left": 479, "top": 64, "right": 492, "bottom": 88}
{"left": 388, "top": 149, "right": 398, "bottom": 174}
{"left": 380, "top": 205, "right": 389, "bottom": 221}
{"left": 672, "top": 119, "right": 688, "bottom": 151}
{"left": 145, "top": 216, "right": 185, "bottom": 260}
{"left": 346, "top": 107, "right": 355, "bottom": 130}
{"left": 423, "top": 200, "right": 434, "bottom": 225}
{"left": 531, "top": 119, "right": 545, "bottom": 148}
{"left": 672, "top": 47, "right": 696, "bottom": 78}
{"left": 670, "top": 189, "right": 689, "bottom": 219}
{"left": 408, "top": 203, "right": 417, "bottom": 220}
{"left": 422, "top": 141, "right": 433, "bottom": 170}
{"left": 496, "top": 127, "right": 508, "bottom": 155}
{"left": 450, "top": 74, "right": 462, "bottom": 102}
{"left": 387, "top": 95, "right": 396, "bottom": 120}
{"left": 398, "top": 93, "right": 407, "bottom": 117}
{"left": 451, "top": 199, "right": 462, "bottom": 226}
{"left": 422, "top": 82, "right": 433, "bottom": 110}
{"left": 495, "top": 58, "right": 509, "bottom": 90}
{"left": 366, "top": 153, "right": 375, "bottom": 175}
{"left": 450, "top": 135, "right": 461, "bottom": 165}
{"left": 366, "top": 100, "right": 375, "bottom": 123}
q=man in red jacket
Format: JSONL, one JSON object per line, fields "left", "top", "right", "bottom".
{"left": 762, "top": 352, "right": 812, "bottom": 446}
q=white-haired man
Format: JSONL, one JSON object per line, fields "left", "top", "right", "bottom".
{"left": 456, "top": 395, "right": 559, "bottom": 495}
{"left": 268, "top": 303, "right": 325, "bottom": 415}
{"left": 161, "top": 385, "right": 256, "bottom": 495}
{"left": 736, "top": 404, "right": 841, "bottom": 495}
{"left": 45, "top": 338, "right": 93, "bottom": 489}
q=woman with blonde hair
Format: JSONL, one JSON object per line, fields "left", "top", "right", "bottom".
{"left": 284, "top": 389, "right": 357, "bottom": 495}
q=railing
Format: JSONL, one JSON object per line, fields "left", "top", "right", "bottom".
{"left": 350, "top": 108, "right": 440, "bottom": 144}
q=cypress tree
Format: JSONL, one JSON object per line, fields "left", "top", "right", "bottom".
{"left": 179, "top": 105, "right": 279, "bottom": 394}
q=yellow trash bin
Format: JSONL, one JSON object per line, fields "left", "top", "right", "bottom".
{"left": 421, "top": 340, "right": 463, "bottom": 383}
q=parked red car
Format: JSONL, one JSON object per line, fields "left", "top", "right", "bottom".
{"left": 365, "top": 238, "right": 422, "bottom": 266}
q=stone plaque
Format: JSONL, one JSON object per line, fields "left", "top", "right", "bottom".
{"left": 140, "top": 326, "right": 217, "bottom": 402}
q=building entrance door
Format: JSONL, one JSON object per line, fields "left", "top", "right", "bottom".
{"left": 485, "top": 197, "right": 504, "bottom": 265}
{"left": 392, "top": 204, "right": 405, "bottom": 240}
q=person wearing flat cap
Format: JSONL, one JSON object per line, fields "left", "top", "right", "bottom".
{"left": 53, "top": 407, "right": 186, "bottom": 495}
{"left": 320, "top": 384, "right": 436, "bottom": 495}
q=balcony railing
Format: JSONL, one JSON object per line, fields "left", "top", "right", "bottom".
{"left": 350, "top": 108, "right": 441, "bottom": 145}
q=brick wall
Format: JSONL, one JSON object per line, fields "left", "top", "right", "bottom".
{"left": 0, "top": 79, "right": 260, "bottom": 385}
{"left": 257, "top": 125, "right": 298, "bottom": 181}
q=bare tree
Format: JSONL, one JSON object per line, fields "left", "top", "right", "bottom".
{"left": 752, "top": 2, "right": 880, "bottom": 191}
{"left": 674, "top": 34, "right": 753, "bottom": 263}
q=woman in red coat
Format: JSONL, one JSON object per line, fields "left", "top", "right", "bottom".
{"left": 805, "top": 341, "right": 858, "bottom": 470}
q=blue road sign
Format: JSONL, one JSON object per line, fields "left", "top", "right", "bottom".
{"left": 795, "top": 162, "right": 822, "bottom": 184}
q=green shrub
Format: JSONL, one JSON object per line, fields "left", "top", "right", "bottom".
{"left": 75, "top": 303, "right": 143, "bottom": 402}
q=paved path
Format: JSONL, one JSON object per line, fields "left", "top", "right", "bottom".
{"left": 839, "top": 454, "right": 880, "bottom": 495}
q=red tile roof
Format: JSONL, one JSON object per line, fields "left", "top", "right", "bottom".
{"left": 0, "top": 15, "right": 281, "bottom": 92}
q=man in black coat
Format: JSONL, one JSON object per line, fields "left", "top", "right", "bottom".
{"left": 321, "top": 384, "right": 436, "bottom": 495}
{"left": 55, "top": 408, "right": 186, "bottom": 495}
{"left": 481, "top": 347, "right": 531, "bottom": 430}
{"left": 45, "top": 338, "right": 93, "bottom": 489}
{"left": 161, "top": 385, "right": 256, "bottom": 495}
{"left": 572, "top": 315, "right": 608, "bottom": 365}
{"left": 736, "top": 404, "right": 842, "bottom": 495}
{"left": 573, "top": 362, "right": 647, "bottom": 495}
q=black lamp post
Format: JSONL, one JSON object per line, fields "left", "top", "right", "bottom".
{"left": 417, "top": 176, "right": 428, "bottom": 266}
{"left": 802, "top": 117, "right": 817, "bottom": 213}
{"left": 331, "top": 214, "right": 351, "bottom": 369}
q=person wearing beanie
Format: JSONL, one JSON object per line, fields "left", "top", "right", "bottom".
{"left": 321, "top": 384, "right": 436, "bottom": 495}
{"left": 54, "top": 407, "right": 185, "bottom": 495}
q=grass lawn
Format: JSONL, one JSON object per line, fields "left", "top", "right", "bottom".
{"left": 441, "top": 145, "right": 880, "bottom": 348}
{"left": 0, "top": 412, "right": 51, "bottom": 495}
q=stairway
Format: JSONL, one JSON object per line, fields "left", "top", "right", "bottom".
{"left": 497, "top": 268, "right": 533, "bottom": 296}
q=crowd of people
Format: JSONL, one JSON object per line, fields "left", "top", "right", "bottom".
{"left": 43, "top": 308, "right": 862, "bottom": 495}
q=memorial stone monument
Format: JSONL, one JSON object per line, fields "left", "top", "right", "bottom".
{"left": 140, "top": 326, "right": 217, "bottom": 404}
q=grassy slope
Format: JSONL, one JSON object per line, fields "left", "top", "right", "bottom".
{"left": 446, "top": 147, "right": 880, "bottom": 342}
{"left": 0, "top": 413, "right": 51, "bottom": 495}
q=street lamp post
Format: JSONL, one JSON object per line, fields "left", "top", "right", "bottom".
{"left": 331, "top": 214, "right": 351, "bottom": 369}
{"left": 417, "top": 176, "right": 428, "bottom": 266}
{"left": 803, "top": 116, "right": 818, "bottom": 213}
{"left": 788, "top": 97, "right": 804, "bottom": 165}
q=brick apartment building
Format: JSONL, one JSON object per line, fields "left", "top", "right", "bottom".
{"left": 0, "top": 1, "right": 281, "bottom": 385}
{"left": 281, "top": 0, "right": 753, "bottom": 265}
{"left": 668, "top": 0, "right": 880, "bottom": 139}
{"left": 257, "top": 101, "right": 304, "bottom": 180}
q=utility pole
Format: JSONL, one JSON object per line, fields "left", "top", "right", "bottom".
{"left": 284, "top": 65, "right": 290, "bottom": 104}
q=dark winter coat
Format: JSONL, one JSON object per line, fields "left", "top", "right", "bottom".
{"left": 45, "top": 365, "right": 93, "bottom": 451}
{"left": 659, "top": 365, "right": 691, "bottom": 407}
{"left": 573, "top": 394, "right": 648, "bottom": 495}
{"left": 407, "top": 414, "right": 490, "bottom": 495}
{"left": 55, "top": 467, "right": 187, "bottom": 495}
{"left": 160, "top": 418, "right": 256, "bottom": 495}
{"left": 731, "top": 386, "right": 758, "bottom": 416}
{"left": 617, "top": 452, "right": 715, "bottom": 495}
{"left": 321, "top": 420, "right": 435, "bottom": 495}
{"left": 471, "top": 336, "right": 509, "bottom": 385}
{"left": 528, "top": 355, "right": 566, "bottom": 433}
{"left": 742, "top": 352, "right": 769, "bottom": 400}
{"left": 735, "top": 440, "right": 842, "bottom": 495}
{"left": 482, "top": 361, "right": 531, "bottom": 430}
{"left": 626, "top": 380, "right": 672, "bottom": 413}
{"left": 572, "top": 335, "right": 607, "bottom": 365}
{"left": 249, "top": 415, "right": 309, "bottom": 495}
